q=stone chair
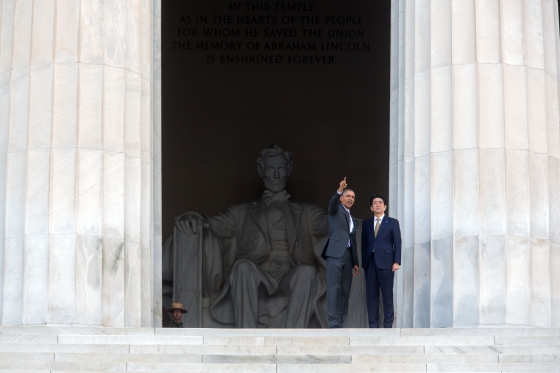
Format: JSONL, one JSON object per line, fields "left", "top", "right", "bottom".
{"left": 162, "top": 222, "right": 370, "bottom": 328}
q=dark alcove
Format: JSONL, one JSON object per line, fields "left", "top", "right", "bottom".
{"left": 162, "top": 0, "right": 391, "bottom": 239}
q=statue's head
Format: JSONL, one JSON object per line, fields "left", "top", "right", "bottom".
{"left": 257, "top": 145, "right": 293, "bottom": 192}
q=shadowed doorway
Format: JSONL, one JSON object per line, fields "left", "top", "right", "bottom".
{"left": 162, "top": 0, "right": 391, "bottom": 327}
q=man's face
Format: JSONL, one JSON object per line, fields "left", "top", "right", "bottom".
{"left": 370, "top": 198, "right": 386, "bottom": 215}
{"left": 340, "top": 190, "right": 355, "bottom": 209}
{"left": 263, "top": 155, "right": 288, "bottom": 192}
{"left": 172, "top": 310, "right": 183, "bottom": 322}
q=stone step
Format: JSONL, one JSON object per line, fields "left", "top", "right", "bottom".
{"left": 57, "top": 334, "right": 203, "bottom": 345}
{"left": 0, "top": 335, "right": 57, "bottom": 344}
{"left": 495, "top": 336, "right": 560, "bottom": 345}
{"left": 126, "top": 362, "right": 424, "bottom": 372}
{"left": 3, "top": 326, "right": 560, "bottom": 337}
{"left": 132, "top": 344, "right": 424, "bottom": 354}
{"left": 3, "top": 333, "right": 530, "bottom": 346}
{"left": 2, "top": 352, "right": 559, "bottom": 365}
{"left": 0, "top": 361, "right": 127, "bottom": 371}
{"left": 400, "top": 328, "right": 560, "bottom": 337}
{"left": 0, "top": 334, "right": 560, "bottom": 347}
{"left": 1, "top": 344, "right": 560, "bottom": 359}
{"left": 281, "top": 344, "right": 560, "bottom": 355}
{"left": 13, "top": 333, "right": 560, "bottom": 347}
{"left": 0, "top": 326, "right": 155, "bottom": 335}
{"left": 500, "top": 353, "right": 560, "bottom": 363}
{"left": 424, "top": 345, "right": 560, "bottom": 354}
{"left": 0, "top": 368, "right": 559, "bottom": 373}
{"left": 0, "top": 343, "right": 131, "bottom": 353}
{"left": 155, "top": 327, "right": 560, "bottom": 337}
{"left": 4, "top": 342, "right": 556, "bottom": 355}
{"left": 424, "top": 362, "right": 560, "bottom": 372}
{"left": 0, "top": 362, "right": 278, "bottom": 373}
{"left": 55, "top": 353, "right": 202, "bottom": 364}
{"left": 277, "top": 363, "right": 560, "bottom": 372}
{"left": 1, "top": 327, "right": 559, "bottom": 372}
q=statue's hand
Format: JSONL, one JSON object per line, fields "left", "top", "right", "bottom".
{"left": 175, "top": 212, "right": 210, "bottom": 235}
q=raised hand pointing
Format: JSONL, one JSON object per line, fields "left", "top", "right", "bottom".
{"left": 338, "top": 177, "right": 347, "bottom": 193}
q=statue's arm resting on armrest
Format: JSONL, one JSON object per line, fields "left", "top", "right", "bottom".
{"left": 175, "top": 209, "right": 237, "bottom": 240}
{"left": 173, "top": 208, "right": 239, "bottom": 295}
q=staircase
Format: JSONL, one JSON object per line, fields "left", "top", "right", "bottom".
{"left": 0, "top": 326, "right": 559, "bottom": 372}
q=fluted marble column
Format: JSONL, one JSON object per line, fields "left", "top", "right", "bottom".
{"left": 390, "top": 0, "right": 560, "bottom": 327}
{"left": 0, "top": 0, "right": 162, "bottom": 327}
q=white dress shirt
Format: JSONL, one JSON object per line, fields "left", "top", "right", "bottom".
{"left": 373, "top": 215, "right": 385, "bottom": 252}
{"left": 337, "top": 190, "right": 354, "bottom": 247}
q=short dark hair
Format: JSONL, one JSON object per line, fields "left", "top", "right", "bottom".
{"left": 369, "top": 194, "right": 386, "bottom": 206}
{"left": 342, "top": 188, "right": 355, "bottom": 196}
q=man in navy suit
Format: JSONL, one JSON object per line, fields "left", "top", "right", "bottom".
{"left": 321, "top": 177, "right": 360, "bottom": 328}
{"left": 361, "top": 194, "right": 401, "bottom": 328}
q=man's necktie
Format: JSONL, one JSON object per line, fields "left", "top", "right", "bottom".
{"left": 374, "top": 218, "right": 381, "bottom": 237}
{"left": 346, "top": 211, "right": 353, "bottom": 248}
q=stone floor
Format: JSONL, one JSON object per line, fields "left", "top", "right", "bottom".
{"left": 0, "top": 326, "right": 559, "bottom": 372}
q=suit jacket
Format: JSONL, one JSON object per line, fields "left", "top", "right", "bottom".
{"left": 321, "top": 192, "right": 359, "bottom": 266}
{"left": 361, "top": 216, "right": 401, "bottom": 270}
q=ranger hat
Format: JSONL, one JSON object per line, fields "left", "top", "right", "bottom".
{"left": 166, "top": 302, "right": 188, "bottom": 314}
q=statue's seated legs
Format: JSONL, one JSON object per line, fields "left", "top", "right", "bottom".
{"left": 277, "top": 264, "right": 319, "bottom": 328}
{"left": 228, "top": 260, "right": 321, "bottom": 328}
{"left": 228, "top": 260, "right": 277, "bottom": 328}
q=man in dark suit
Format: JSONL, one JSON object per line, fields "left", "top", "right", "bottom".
{"left": 321, "top": 177, "right": 360, "bottom": 328}
{"left": 361, "top": 194, "right": 401, "bottom": 328}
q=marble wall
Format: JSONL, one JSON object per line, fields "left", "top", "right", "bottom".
{"left": 389, "top": 0, "right": 560, "bottom": 327}
{"left": 0, "top": 0, "right": 162, "bottom": 327}
{"left": 2, "top": 0, "right": 558, "bottom": 329}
